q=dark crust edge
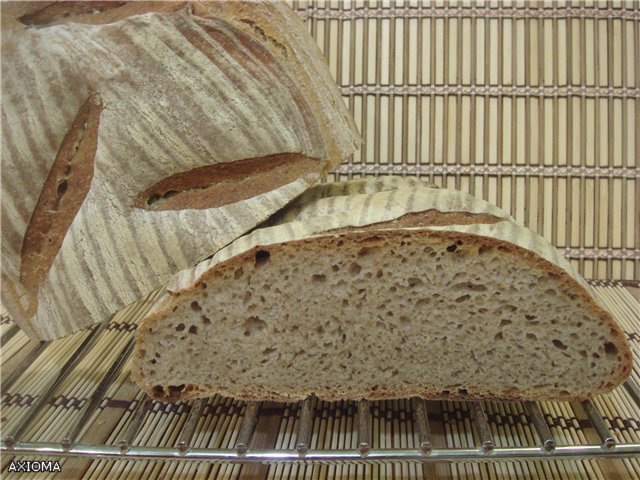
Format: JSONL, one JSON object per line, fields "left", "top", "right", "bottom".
{"left": 132, "top": 228, "right": 633, "bottom": 403}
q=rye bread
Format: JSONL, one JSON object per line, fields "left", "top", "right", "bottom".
{"left": 1, "top": 1, "right": 360, "bottom": 340}
{"left": 132, "top": 178, "right": 632, "bottom": 402}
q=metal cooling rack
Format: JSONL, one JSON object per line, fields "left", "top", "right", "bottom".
{"left": 1, "top": 316, "right": 640, "bottom": 465}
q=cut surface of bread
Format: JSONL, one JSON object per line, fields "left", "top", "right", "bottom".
{"left": 132, "top": 179, "right": 632, "bottom": 403}
{"left": 1, "top": 1, "right": 359, "bottom": 339}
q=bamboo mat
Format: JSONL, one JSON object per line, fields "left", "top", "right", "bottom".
{"left": 1, "top": 1, "right": 640, "bottom": 479}
{"left": 0, "top": 282, "right": 638, "bottom": 479}
{"left": 288, "top": 0, "right": 640, "bottom": 281}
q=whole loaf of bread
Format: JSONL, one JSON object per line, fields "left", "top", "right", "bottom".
{"left": 132, "top": 177, "right": 632, "bottom": 402}
{"left": 1, "top": 1, "right": 360, "bottom": 340}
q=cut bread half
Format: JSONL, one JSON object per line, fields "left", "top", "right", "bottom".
{"left": 132, "top": 178, "right": 632, "bottom": 402}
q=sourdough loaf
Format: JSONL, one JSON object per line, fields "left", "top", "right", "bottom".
{"left": 132, "top": 177, "right": 632, "bottom": 402}
{"left": 1, "top": 1, "right": 360, "bottom": 340}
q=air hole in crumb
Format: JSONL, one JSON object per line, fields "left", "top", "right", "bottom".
{"left": 150, "top": 359, "right": 157, "bottom": 365}
{"left": 189, "top": 325, "right": 198, "bottom": 334}
{"left": 552, "top": 339, "right": 567, "bottom": 350}
{"left": 399, "top": 316, "right": 410, "bottom": 325}
{"left": 175, "top": 323, "right": 185, "bottom": 332}
{"left": 415, "top": 298, "right": 430, "bottom": 308}
{"left": 349, "top": 263, "right": 362, "bottom": 275}
{"left": 604, "top": 342, "right": 618, "bottom": 358}
{"left": 312, "top": 274, "right": 326, "bottom": 283}
{"left": 262, "top": 348, "right": 277, "bottom": 355}
{"left": 331, "top": 265, "right": 339, "bottom": 272}
{"left": 254, "top": 250, "right": 270, "bottom": 267}
{"left": 407, "top": 277, "right": 422, "bottom": 287}
{"left": 243, "top": 316, "right": 267, "bottom": 336}
{"left": 525, "top": 314, "right": 537, "bottom": 321}
{"left": 201, "top": 315, "right": 211, "bottom": 325}
{"left": 358, "top": 247, "right": 376, "bottom": 256}
{"left": 526, "top": 333, "right": 537, "bottom": 340}
{"left": 579, "top": 350, "right": 587, "bottom": 358}
{"left": 494, "top": 332, "right": 503, "bottom": 341}
{"left": 499, "top": 319, "right": 512, "bottom": 327}
{"left": 234, "top": 267, "right": 244, "bottom": 279}
{"left": 478, "top": 245, "right": 490, "bottom": 255}
{"left": 190, "top": 301, "right": 201, "bottom": 311}
{"left": 455, "top": 294, "right": 470, "bottom": 303}
{"left": 446, "top": 244, "right": 457, "bottom": 252}
{"left": 376, "top": 270, "right": 383, "bottom": 279}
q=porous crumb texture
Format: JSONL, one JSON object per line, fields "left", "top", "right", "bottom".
{"left": 133, "top": 230, "right": 632, "bottom": 403}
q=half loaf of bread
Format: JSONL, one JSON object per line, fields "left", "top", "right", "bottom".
{"left": 132, "top": 177, "right": 632, "bottom": 402}
{"left": 1, "top": 1, "right": 360, "bottom": 340}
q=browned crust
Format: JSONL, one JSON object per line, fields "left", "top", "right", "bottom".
{"left": 134, "top": 153, "right": 322, "bottom": 211}
{"left": 133, "top": 228, "right": 633, "bottom": 403}
{"left": 4, "top": 0, "right": 359, "bottom": 341}
{"left": 19, "top": 94, "right": 104, "bottom": 314}
{"left": 191, "top": 0, "right": 361, "bottom": 167}
{"left": 15, "top": 1, "right": 186, "bottom": 28}
{"left": 327, "top": 210, "right": 503, "bottom": 234}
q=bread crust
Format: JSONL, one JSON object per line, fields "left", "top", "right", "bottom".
{"left": 2, "top": 1, "right": 360, "bottom": 340}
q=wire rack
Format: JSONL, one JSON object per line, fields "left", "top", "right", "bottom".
{"left": 2, "top": 284, "right": 640, "bottom": 470}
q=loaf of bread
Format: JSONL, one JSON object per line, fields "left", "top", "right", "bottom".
{"left": 132, "top": 177, "right": 632, "bottom": 402}
{"left": 1, "top": 1, "right": 360, "bottom": 340}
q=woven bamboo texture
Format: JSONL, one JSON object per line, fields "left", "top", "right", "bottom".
{"left": 0, "top": 282, "right": 638, "bottom": 479}
{"left": 292, "top": 0, "right": 640, "bottom": 281}
{"left": 2, "top": 1, "right": 640, "bottom": 479}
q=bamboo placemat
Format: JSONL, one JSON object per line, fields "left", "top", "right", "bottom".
{"left": 2, "top": 1, "right": 640, "bottom": 479}
{"left": 289, "top": 0, "right": 640, "bottom": 281}
{"left": 1, "top": 282, "right": 639, "bottom": 479}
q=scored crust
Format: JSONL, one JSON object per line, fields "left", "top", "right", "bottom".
{"left": 1, "top": 1, "right": 360, "bottom": 340}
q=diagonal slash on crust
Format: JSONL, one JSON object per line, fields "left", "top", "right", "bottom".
{"left": 20, "top": 93, "right": 104, "bottom": 313}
